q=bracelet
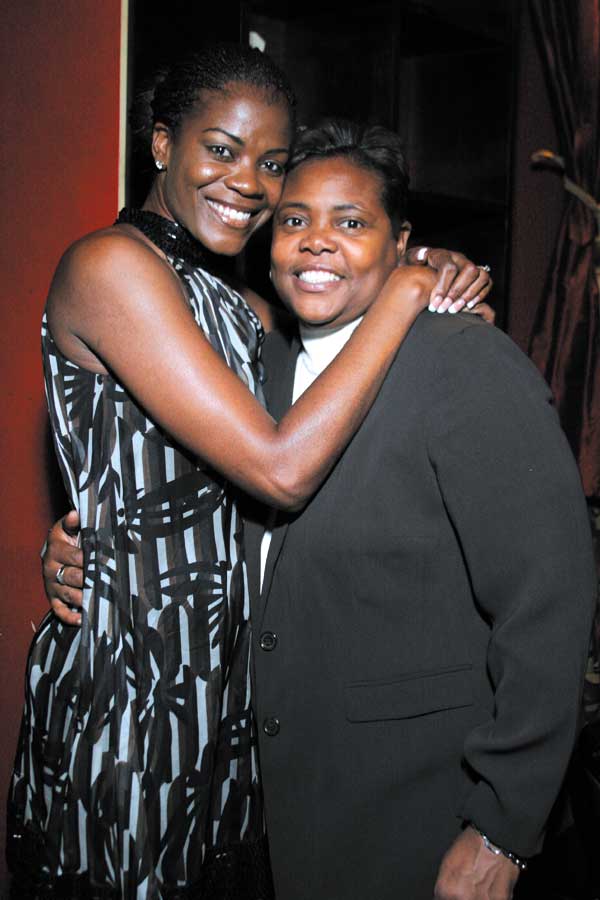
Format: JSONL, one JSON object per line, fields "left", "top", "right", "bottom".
{"left": 470, "top": 824, "right": 528, "bottom": 871}
{"left": 415, "top": 246, "right": 430, "bottom": 261}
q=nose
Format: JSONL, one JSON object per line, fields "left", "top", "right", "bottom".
{"left": 299, "top": 224, "right": 337, "bottom": 254}
{"left": 224, "top": 159, "right": 264, "bottom": 199}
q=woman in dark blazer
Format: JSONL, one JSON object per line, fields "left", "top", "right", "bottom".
{"left": 242, "top": 121, "right": 595, "bottom": 900}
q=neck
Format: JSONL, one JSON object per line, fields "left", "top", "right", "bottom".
{"left": 127, "top": 200, "right": 233, "bottom": 278}
{"left": 299, "top": 316, "right": 363, "bottom": 343}
{"left": 297, "top": 317, "right": 363, "bottom": 373}
{"left": 142, "top": 180, "right": 175, "bottom": 221}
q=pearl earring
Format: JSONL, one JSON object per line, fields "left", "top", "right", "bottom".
{"left": 155, "top": 159, "right": 166, "bottom": 171}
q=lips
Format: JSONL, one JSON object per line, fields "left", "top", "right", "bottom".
{"left": 207, "top": 199, "right": 256, "bottom": 229}
{"left": 297, "top": 270, "right": 342, "bottom": 285}
{"left": 290, "top": 267, "right": 344, "bottom": 292}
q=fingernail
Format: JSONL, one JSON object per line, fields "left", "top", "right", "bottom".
{"left": 448, "top": 302, "right": 461, "bottom": 314}
{"left": 467, "top": 294, "right": 480, "bottom": 310}
{"left": 437, "top": 297, "right": 452, "bottom": 313}
{"left": 429, "top": 294, "right": 443, "bottom": 312}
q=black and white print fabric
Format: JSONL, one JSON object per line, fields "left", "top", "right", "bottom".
{"left": 8, "top": 239, "right": 271, "bottom": 899}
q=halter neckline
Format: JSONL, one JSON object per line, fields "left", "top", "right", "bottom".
{"left": 115, "top": 208, "right": 206, "bottom": 268}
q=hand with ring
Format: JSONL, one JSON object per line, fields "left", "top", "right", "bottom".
{"left": 404, "top": 246, "right": 494, "bottom": 314}
{"left": 42, "top": 510, "right": 84, "bottom": 626}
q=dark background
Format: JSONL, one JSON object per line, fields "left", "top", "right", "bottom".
{"left": 1, "top": 0, "right": 574, "bottom": 893}
{"left": 129, "top": 0, "right": 517, "bottom": 323}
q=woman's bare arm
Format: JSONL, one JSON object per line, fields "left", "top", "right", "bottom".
{"left": 48, "top": 230, "right": 435, "bottom": 511}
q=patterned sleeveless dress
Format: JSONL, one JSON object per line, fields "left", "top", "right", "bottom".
{"left": 7, "top": 210, "right": 273, "bottom": 900}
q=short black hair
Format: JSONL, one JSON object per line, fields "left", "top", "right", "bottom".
{"left": 289, "top": 119, "right": 409, "bottom": 237}
{"left": 130, "top": 42, "right": 296, "bottom": 149}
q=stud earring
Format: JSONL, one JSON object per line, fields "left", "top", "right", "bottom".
{"left": 155, "top": 159, "right": 166, "bottom": 171}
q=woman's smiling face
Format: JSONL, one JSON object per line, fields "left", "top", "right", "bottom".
{"left": 270, "top": 156, "right": 409, "bottom": 328}
{"left": 151, "top": 82, "right": 292, "bottom": 256}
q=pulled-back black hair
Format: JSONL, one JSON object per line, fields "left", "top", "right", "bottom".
{"left": 130, "top": 42, "right": 296, "bottom": 152}
{"left": 289, "top": 119, "right": 409, "bottom": 237}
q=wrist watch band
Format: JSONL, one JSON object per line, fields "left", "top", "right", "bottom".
{"left": 471, "top": 824, "right": 528, "bottom": 871}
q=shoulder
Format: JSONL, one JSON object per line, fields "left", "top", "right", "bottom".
{"left": 53, "top": 226, "right": 168, "bottom": 292}
{"left": 408, "top": 309, "right": 492, "bottom": 349}
{"left": 392, "top": 312, "right": 555, "bottom": 428}
{"left": 411, "top": 312, "right": 547, "bottom": 387}
{"left": 46, "top": 225, "right": 189, "bottom": 368}
{"left": 48, "top": 225, "right": 180, "bottom": 320}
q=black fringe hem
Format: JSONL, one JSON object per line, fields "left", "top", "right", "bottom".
{"left": 7, "top": 823, "right": 274, "bottom": 900}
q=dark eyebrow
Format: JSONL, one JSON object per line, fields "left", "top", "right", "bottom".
{"left": 277, "top": 201, "right": 310, "bottom": 211}
{"left": 278, "top": 201, "right": 368, "bottom": 213}
{"left": 202, "top": 128, "right": 244, "bottom": 146}
{"left": 332, "top": 203, "right": 368, "bottom": 212}
{"left": 202, "top": 128, "right": 288, "bottom": 155}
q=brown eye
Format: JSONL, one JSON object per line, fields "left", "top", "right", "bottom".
{"left": 282, "top": 216, "right": 305, "bottom": 227}
{"left": 207, "top": 145, "right": 234, "bottom": 160}
{"left": 262, "top": 160, "right": 285, "bottom": 177}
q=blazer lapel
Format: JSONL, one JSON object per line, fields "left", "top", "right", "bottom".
{"left": 264, "top": 329, "right": 300, "bottom": 421}
{"left": 247, "top": 329, "right": 300, "bottom": 628}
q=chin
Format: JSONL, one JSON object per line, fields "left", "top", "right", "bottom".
{"left": 285, "top": 298, "right": 333, "bottom": 323}
{"left": 189, "top": 214, "right": 254, "bottom": 256}
{"left": 207, "top": 233, "right": 250, "bottom": 256}
{"left": 296, "top": 311, "right": 341, "bottom": 329}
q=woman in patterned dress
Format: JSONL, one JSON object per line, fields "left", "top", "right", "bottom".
{"left": 9, "top": 44, "right": 492, "bottom": 900}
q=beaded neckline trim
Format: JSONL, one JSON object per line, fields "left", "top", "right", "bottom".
{"left": 115, "top": 208, "right": 206, "bottom": 267}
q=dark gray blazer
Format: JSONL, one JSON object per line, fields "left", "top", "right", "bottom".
{"left": 244, "top": 312, "right": 595, "bottom": 900}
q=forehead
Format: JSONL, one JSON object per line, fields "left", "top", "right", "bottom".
{"left": 181, "top": 82, "right": 292, "bottom": 143}
{"left": 281, "top": 156, "right": 385, "bottom": 208}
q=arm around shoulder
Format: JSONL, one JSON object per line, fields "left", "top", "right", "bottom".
{"left": 47, "top": 230, "right": 434, "bottom": 510}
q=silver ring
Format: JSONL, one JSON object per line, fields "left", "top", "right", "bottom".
{"left": 478, "top": 264, "right": 491, "bottom": 273}
{"left": 56, "top": 565, "right": 67, "bottom": 586}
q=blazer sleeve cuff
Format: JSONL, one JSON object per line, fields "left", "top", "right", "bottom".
{"left": 460, "top": 782, "right": 545, "bottom": 858}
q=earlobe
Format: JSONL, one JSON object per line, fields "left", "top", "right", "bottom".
{"left": 152, "top": 123, "right": 172, "bottom": 171}
{"left": 396, "top": 221, "right": 411, "bottom": 261}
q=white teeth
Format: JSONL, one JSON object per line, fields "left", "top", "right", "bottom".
{"left": 208, "top": 200, "right": 252, "bottom": 224}
{"left": 298, "top": 270, "right": 342, "bottom": 284}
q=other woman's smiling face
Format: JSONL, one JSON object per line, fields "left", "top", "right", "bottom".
{"left": 150, "top": 82, "right": 292, "bottom": 256}
{"left": 270, "top": 156, "right": 408, "bottom": 329}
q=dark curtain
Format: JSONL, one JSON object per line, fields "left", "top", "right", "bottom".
{"left": 524, "top": 10, "right": 600, "bottom": 899}
{"left": 527, "top": 0, "right": 600, "bottom": 501}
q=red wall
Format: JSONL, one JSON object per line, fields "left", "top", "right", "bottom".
{"left": 0, "top": 0, "right": 121, "bottom": 884}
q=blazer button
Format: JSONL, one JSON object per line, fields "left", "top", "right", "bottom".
{"left": 259, "top": 631, "right": 278, "bottom": 651}
{"left": 263, "top": 716, "right": 280, "bottom": 736}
